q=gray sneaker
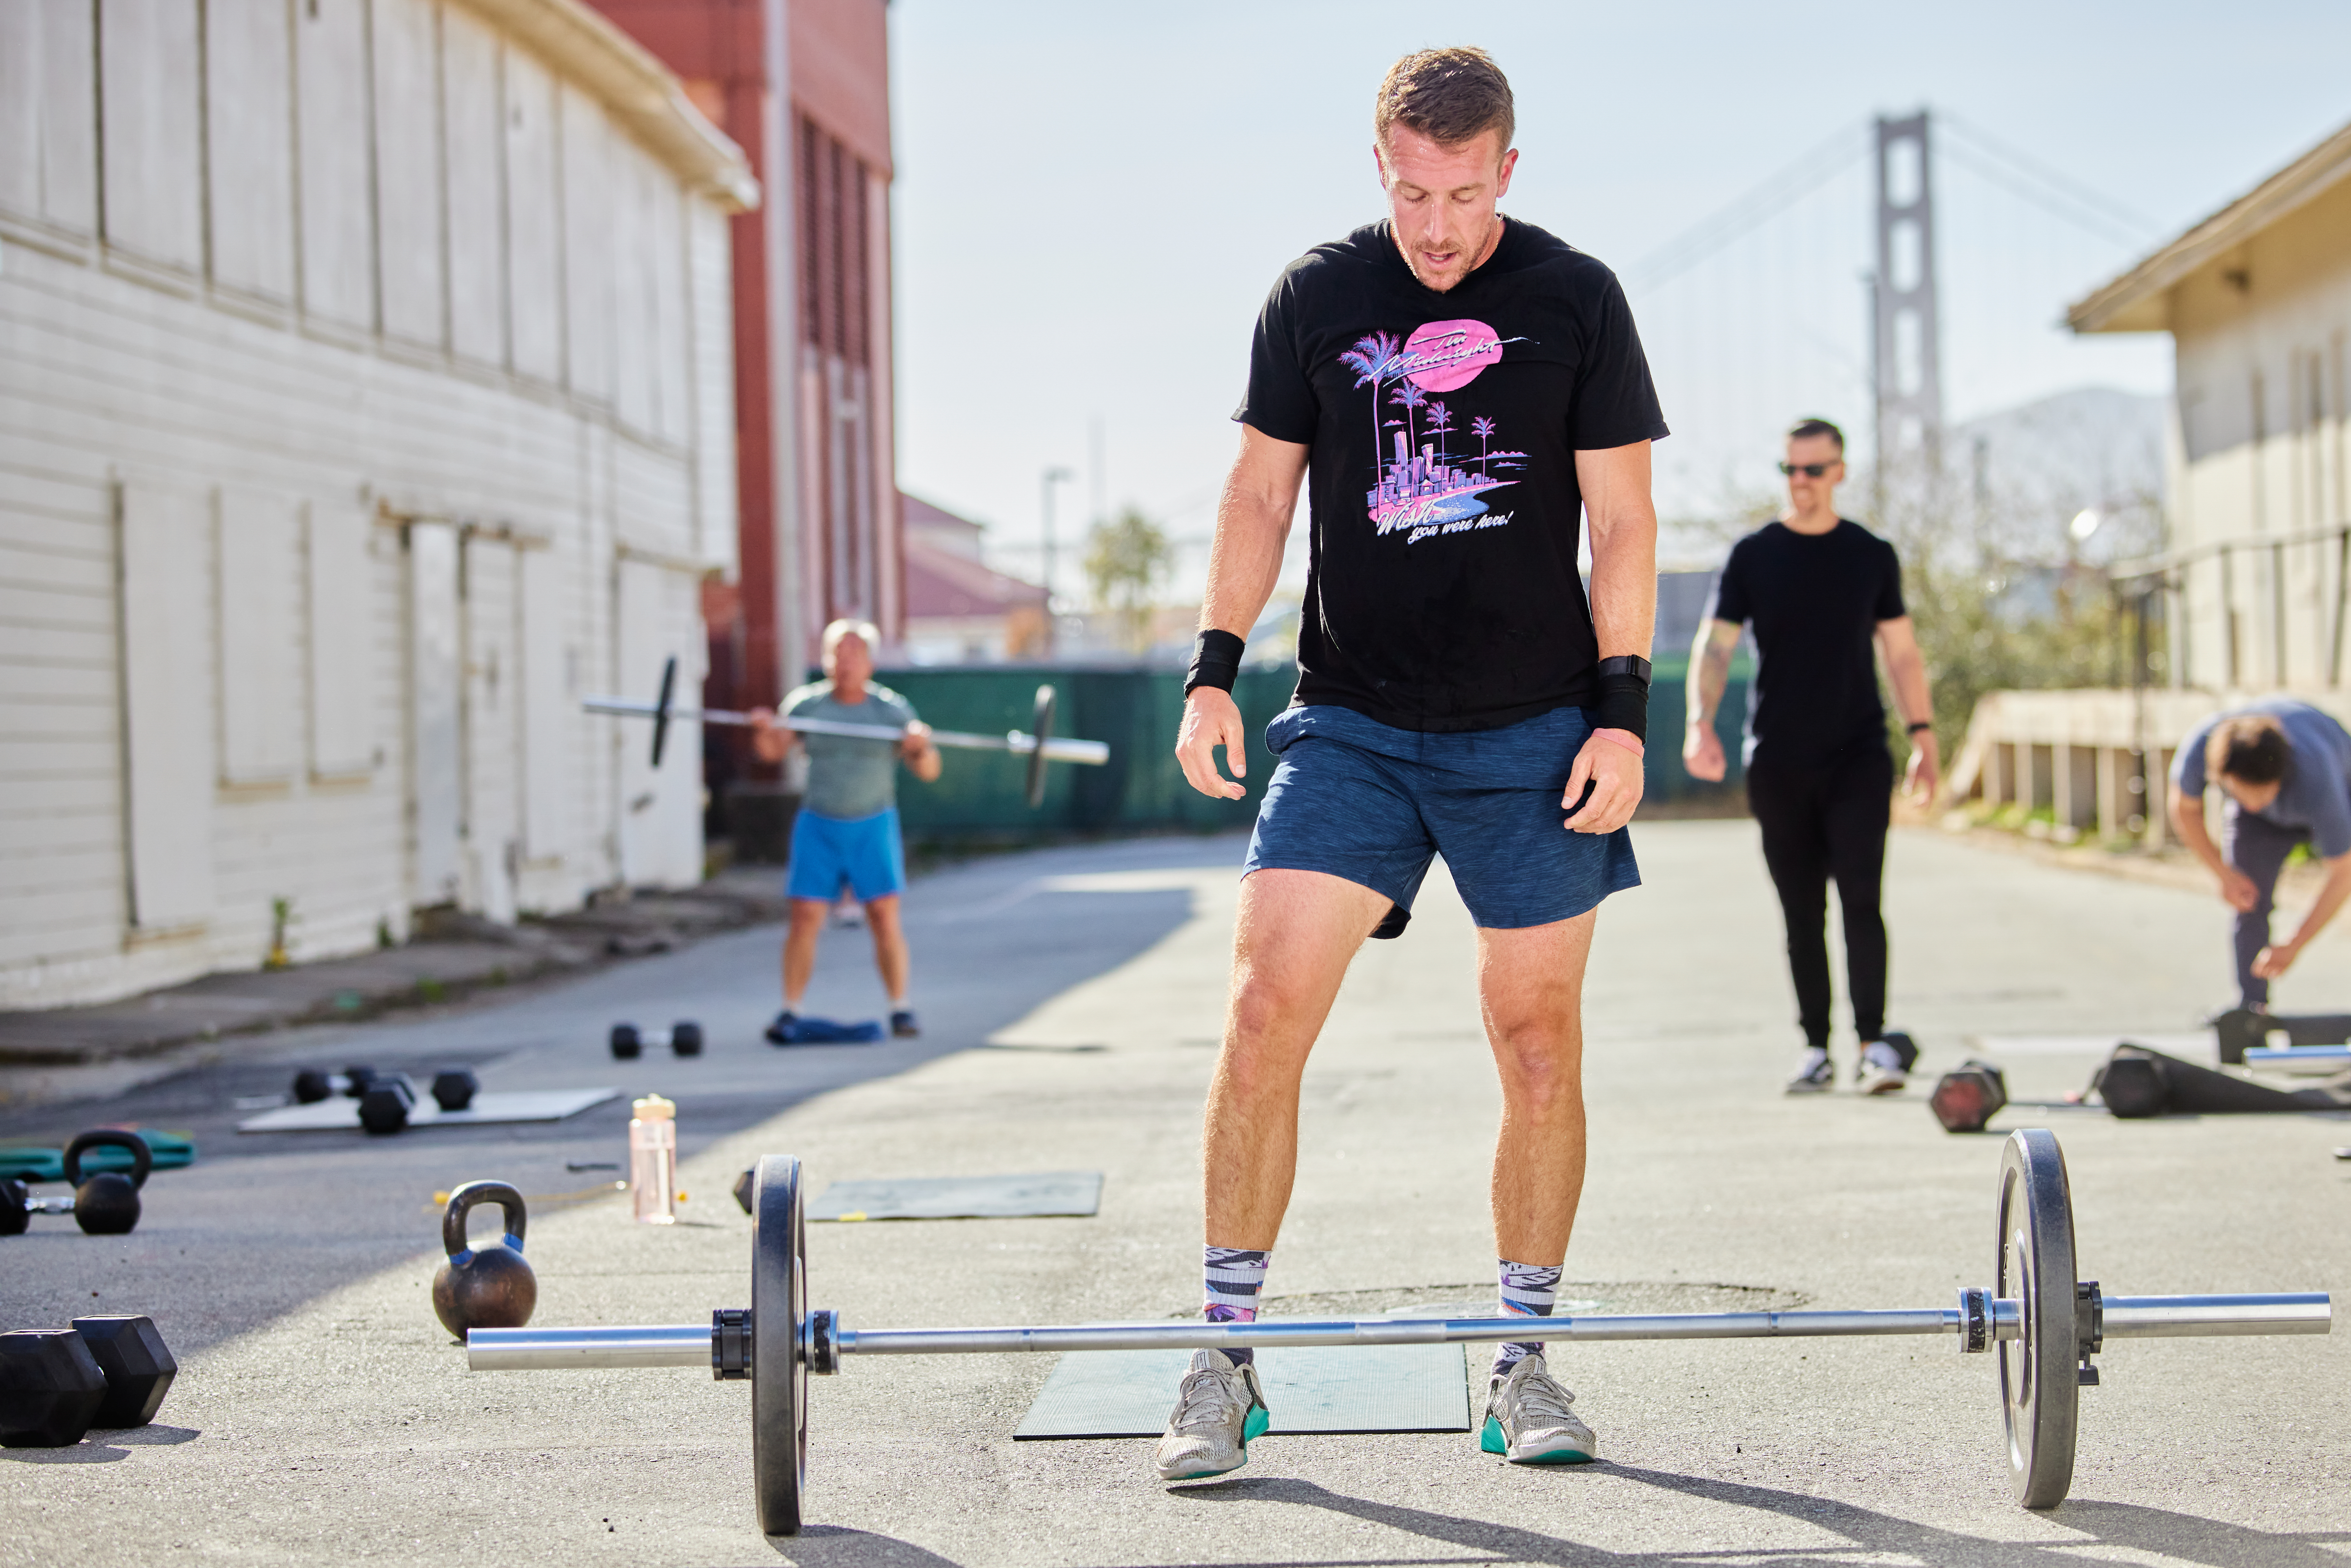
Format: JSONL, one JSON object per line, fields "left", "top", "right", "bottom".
{"left": 1856, "top": 1040, "right": 1908, "bottom": 1096}
{"left": 1786, "top": 1047, "right": 1834, "bottom": 1095}
{"left": 1153, "top": 1349, "right": 1270, "bottom": 1482}
{"left": 1480, "top": 1353, "right": 1597, "bottom": 1465}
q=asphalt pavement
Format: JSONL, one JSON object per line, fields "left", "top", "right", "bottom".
{"left": 4, "top": 821, "right": 2346, "bottom": 1566}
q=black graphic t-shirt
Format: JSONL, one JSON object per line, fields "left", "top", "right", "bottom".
{"left": 1709, "top": 519, "right": 1906, "bottom": 768}
{"left": 1236, "top": 217, "right": 1668, "bottom": 732}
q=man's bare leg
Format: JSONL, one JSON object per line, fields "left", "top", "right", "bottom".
{"left": 864, "top": 894, "right": 909, "bottom": 1004}
{"left": 781, "top": 899, "right": 828, "bottom": 1010}
{"left": 1202, "top": 869, "right": 1391, "bottom": 1249}
{"left": 1477, "top": 909, "right": 1596, "bottom": 1264}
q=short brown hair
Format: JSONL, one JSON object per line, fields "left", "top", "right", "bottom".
{"left": 1789, "top": 417, "right": 1845, "bottom": 453}
{"left": 2208, "top": 713, "right": 2289, "bottom": 785}
{"left": 1374, "top": 48, "right": 1514, "bottom": 157}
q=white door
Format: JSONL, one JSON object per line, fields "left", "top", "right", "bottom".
{"left": 614, "top": 559, "right": 702, "bottom": 888}
{"left": 408, "top": 521, "right": 461, "bottom": 905}
{"left": 463, "top": 535, "right": 519, "bottom": 923}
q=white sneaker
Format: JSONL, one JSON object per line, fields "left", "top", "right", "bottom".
{"left": 1480, "top": 1353, "right": 1598, "bottom": 1464}
{"left": 1785, "top": 1047, "right": 1834, "bottom": 1094}
{"left": 1857, "top": 1040, "right": 1908, "bottom": 1096}
{"left": 1153, "top": 1349, "right": 1269, "bottom": 1482}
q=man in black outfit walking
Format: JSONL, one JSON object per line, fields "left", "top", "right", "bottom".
{"left": 1683, "top": 418, "right": 1938, "bottom": 1094}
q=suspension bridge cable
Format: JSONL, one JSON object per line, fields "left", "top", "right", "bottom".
{"left": 1937, "top": 139, "right": 2153, "bottom": 250}
{"left": 1620, "top": 122, "right": 1870, "bottom": 295}
{"left": 1936, "top": 109, "right": 2163, "bottom": 241}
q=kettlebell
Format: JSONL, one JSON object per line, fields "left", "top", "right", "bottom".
{"left": 61, "top": 1131, "right": 150, "bottom": 1236}
{"left": 432, "top": 1181, "right": 537, "bottom": 1338}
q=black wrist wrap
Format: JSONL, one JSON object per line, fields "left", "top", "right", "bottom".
{"left": 1185, "top": 629, "right": 1245, "bottom": 696}
{"left": 1595, "top": 672, "right": 1650, "bottom": 742}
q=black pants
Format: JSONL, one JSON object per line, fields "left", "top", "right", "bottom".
{"left": 1745, "top": 746, "right": 1893, "bottom": 1047}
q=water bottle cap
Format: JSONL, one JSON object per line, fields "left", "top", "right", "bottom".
{"left": 631, "top": 1093, "right": 676, "bottom": 1120}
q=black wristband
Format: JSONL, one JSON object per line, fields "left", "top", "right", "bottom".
{"left": 1596, "top": 654, "right": 1652, "bottom": 684}
{"left": 1184, "top": 629, "right": 1245, "bottom": 696}
{"left": 1906, "top": 720, "right": 1934, "bottom": 735}
{"left": 1589, "top": 667, "right": 1645, "bottom": 747}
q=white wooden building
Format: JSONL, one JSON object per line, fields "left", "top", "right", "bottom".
{"left": 0, "top": 0, "right": 756, "bottom": 1009}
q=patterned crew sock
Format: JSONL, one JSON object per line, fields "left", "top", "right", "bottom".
{"left": 1493, "top": 1260, "right": 1562, "bottom": 1381}
{"left": 1203, "top": 1246, "right": 1272, "bottom": 1367}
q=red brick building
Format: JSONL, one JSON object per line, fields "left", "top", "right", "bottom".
{"left": 581, "top": 0, "right": 900, "bottom": 724}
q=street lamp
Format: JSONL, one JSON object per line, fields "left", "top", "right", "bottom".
{"left": 1041, "top": 466, "right": 1074, "bottom": 656}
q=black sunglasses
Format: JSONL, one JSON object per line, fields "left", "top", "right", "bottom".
{"left": 1778, "top": 461, "right": 1840, "bottom": 478}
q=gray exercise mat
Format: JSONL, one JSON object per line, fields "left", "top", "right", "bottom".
{"left": 1014, "top": 1343, "right": 1470, "bottom": 1438}
{"left": 237, "top": 1088, "right": 620, "bottom": 1133}
{"left": 808, "top": 1171, "right": 1103, "bottom": 1222}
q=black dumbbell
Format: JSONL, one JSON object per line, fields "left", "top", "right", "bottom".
{"left": 71, "top": 1316, "right": 177, "bottom": 1427}
{"left": 357, "top": 1074, "right": 418, "bottom": 1135}
{"left": 0, "top": 1330, "right": 107, "bottom": 1447}
{"left": 610, "top": 1022, "right": 702, "bottom": 1059}
{"left": 1930, "top": 1059, "right": 2008, "bottom": 1133}
{"left": 292, "top": 1065, "right": 380, "bottom": 1104}
{"left": 430, "top": 1068, "right": 479, "bottom": 1112}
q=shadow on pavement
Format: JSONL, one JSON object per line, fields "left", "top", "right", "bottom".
{"left": 0, "top": 836, "right": 1238, "bottom": 1360}
{"left": 1157, "top": 1470, "right": 2351, "bottom": 1567}
{"left": 760, "top": 1523, "right": 969, "bottom": 1565}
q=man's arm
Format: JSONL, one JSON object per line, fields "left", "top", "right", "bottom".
{"left": 2169, "top": 783, "right": 2259, "bottom": 912}
{"left": 1681, "top": 619, "right": 1741, "bottom": 783}
{"left": 1175, "top": 426, "right": 1308, "bottom": 800}
{"left": 2253, "top": 850, "right": 2351, "bottom": 979}
{"left": 1873, "top": 616, "right": 1939, "bottom": 803}
{"left": 1561, "top": 440, "right": 1656, "bottom": 835}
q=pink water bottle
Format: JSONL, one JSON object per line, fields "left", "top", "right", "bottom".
{"left": 629, "top": 1094, "right": 678, "bottom": 1225}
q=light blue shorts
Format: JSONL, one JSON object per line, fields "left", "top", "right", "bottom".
{"left": 785, "top": 807, "right": 907, "bottom": 903}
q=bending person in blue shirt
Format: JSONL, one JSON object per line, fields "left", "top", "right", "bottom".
{"left": 750, "top": 619, "right": 941, "bottom": 1041}
{"left": 2168, "top": 698, "right": 2351, "bottom": 1008}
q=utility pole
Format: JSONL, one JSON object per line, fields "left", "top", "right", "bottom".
{"left": 1871, "top": 111, "right": 1944, "bottom": 507}
{"left": 1040, "top": 466, "right": 1074, "bottom": 656}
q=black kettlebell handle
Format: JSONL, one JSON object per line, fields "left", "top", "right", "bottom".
{"left": 63, "top": 1130, "right": 152, "bottom": 1189}
{"left": 443, "top": 1180, "right": 528, "bottom": 1260}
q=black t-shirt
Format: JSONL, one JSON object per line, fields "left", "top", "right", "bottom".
{"left": 1236, "top": 217, "right": 1669, "bottom": 732}
{"left": 1710, "top": 520, "right": 1906, "bottom": 767}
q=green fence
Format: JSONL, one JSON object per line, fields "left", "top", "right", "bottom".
{"left": 874, "top": 659, "right": 1750, "bottom": 846}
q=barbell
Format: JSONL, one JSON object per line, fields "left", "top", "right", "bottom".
{"left": 465, "top": 1129, "right": 2329, "bottom": 1535}
{"left": 585, "top": 657, "right": 1111, "bottom": 809}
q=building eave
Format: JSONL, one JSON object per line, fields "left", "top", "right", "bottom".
{"left": 2067, "top": 116, "right": 2351, "bottom": 336}
{"left": 452, "top": 0, "right": 760, "bottom": 213}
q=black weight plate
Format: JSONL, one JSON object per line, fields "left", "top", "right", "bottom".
{"left": 751, "top": 1155, "right": 807, "bottom": 1536}
{"left": 1024, "top": 685, "right": 1055, "bottom": 810}
{"left": 1997, "top": 1128, "right": 2079, "bottom": 1508}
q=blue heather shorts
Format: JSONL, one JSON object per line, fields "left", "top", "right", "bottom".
{"left": 1243, "top": 705, "right": 1640, "bottom": 930}
{"left": 786, "top": 806, "right": 907, "bottom": 903}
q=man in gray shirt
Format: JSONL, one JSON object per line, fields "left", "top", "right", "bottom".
{"left": 751, "top": 619, "right": 941, "bottom": 1040}
{"left": 2169, "top": 697, "right": 2351, "bottom": 1009}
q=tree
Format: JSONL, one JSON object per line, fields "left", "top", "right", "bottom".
{"left": 1426, "top": 400, "right": 1453, "bottom": 459}
{"left": 1389, "top": 380, "right": 1427, "bottom": 459}
{"left": 1339, "top": 332, "right": 1403, "bottom": 482}
{"left": 1471, "top": 415, "right": 1496, "bottom": 474}
{"left": 1083, "top": 506, "right": 1174, "bottom": 656}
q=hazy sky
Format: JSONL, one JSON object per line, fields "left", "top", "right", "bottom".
{"left": 888, "top": 2, "right": 2351, "bottom": 595}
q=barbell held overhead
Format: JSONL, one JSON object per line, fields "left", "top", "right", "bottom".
{"left": 583, "top": 658, "right": 1111, "bottom": 777}
{"left": 465, "top": 1132, "right": 2329, "bottom": 1535}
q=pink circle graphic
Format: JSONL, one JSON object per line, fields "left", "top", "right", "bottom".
{"left": 1402, "top": 318, "right": 1503, "bottom": 392}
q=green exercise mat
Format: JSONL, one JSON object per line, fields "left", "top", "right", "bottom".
{"left": 0, "top": 1130, "right": 196, "bottom": 1185}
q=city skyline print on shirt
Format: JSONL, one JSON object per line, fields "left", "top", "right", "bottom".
{"left": 1337, "top": 318, "right": 1528, "bottom": 542}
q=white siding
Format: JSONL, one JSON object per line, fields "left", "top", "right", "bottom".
{"left": 0, "top": 0, "right": 99, "bottom": 236}
{"left": 120, "top": 482, "right": 217, "bottom": 929}
{"left": 505, "top": 46, "right": 564, "bottom": 385}
{"left": 0, "top": 0, "right": 745, "bottom": 1007}
{"left": 205, "top": 0, "right": 297, "bottom": 305}
{"left": 374, "top": 0, "right": 447, "bottom": 349}
{"left": 294, "top": 0, "right": 378, "bottom": 331}
{"left": 443, "top": 5, "right": 506, "bottom": 367}
{"left": 307, "top": 500, "right": 375, "bottom": 776}
{"left": 216, "top": 486, "right": 301, "bottom": 784}
{"left": 99, "top": 0, "right": 205, "bottom": 273}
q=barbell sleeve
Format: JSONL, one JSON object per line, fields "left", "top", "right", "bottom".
{"left": 468, "top": 1324, "right": 709, "bottom": 1371}
{"left": 2098, "top": 1293, "right": 2331, "bottom": 1337}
